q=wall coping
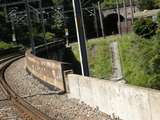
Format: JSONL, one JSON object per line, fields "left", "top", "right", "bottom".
{"left": 68, "top": 74, "right": 160, "bottom": 94}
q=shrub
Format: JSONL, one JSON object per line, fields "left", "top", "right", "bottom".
{"left": 156, "top": 12, "right": 160, "bottom": 34}
{"left": 157, "top": 12, "right": 160, "bottom": 24}
{"left": 148, "top": 75, "right": 160, "bottom": 90}
{"left": 133, "top": 18, "right": 157, "bottom": 38}
{"left": 136, "top": 0, "right": 155, "bottom": 10}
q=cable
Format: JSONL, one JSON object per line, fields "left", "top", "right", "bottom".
{"left": 82, "top": 0, "right": 92, "bottom": 7}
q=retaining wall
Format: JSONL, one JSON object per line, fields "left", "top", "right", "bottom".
{"left": 25, "top": 41, "right": 70, "bottom": 91}
{"left": 67, "top": 74, "right": 160, "bottom": 120}
{"left": 25, "top": 41, "right": 160, "bottom": 120}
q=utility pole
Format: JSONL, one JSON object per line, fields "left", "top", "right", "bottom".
{"left": 98, "top": 1, "right": 105, "bottom": 38}
{"left": 62, "top": 6, "right": 69, "bottom": 46}
{"left": 39, "top": 0, "right": 49, "bottom": 57}
{"left": 39, "top": 0, "right": 46, "bottom": 42}
{"left": 116, "top": 0, "right": 121, "bottom": 35}
{"left": 72, "top": 0, "right": 89, "bottom": 76}
{"left": 93, "top": 6, "right": 99, "bottom": 37}
{"left": 123, "top": 0, "right": 128, "bottom": 33}
{"left": 11, "top": 18, "right": 16, "bottom": 43}
{"left": 82, "top": 10, "right": 87, "bottom": 41}
{"left": 129, "top": 0, "right": 134, "bottom": 24}
{"left": 25, "top": 0, "right": 36, "bottom": 55}
{"left": 4, "top": 0, "right": 8, "bottom": 22}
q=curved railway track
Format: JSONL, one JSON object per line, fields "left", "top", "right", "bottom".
{"left": 0, "top": 54, "right": 53, "bottom": 120}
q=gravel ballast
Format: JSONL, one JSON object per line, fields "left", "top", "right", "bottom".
{"left": 0, "top": 60, "right": 22, "bottom": 120}
{"left": 5, "top": 58, "right": 114, "bottom": 120}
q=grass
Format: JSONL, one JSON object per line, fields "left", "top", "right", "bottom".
{"left": 118, "top": 34, "right": 150, "bottom": 87}
{"left": 0, "top": 41, "right": 17, "bottom": 50}
{"left": 72, "top": 33, "right": 160, "bottom": 89}
{"left": 71, "top": 37, "right": 114, "bottom": 79}
{"left": 118, "top": 33, "right": 160, "bottom": 89}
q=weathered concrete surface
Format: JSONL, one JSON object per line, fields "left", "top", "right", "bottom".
{"left": 25, "top": 49, "right": 68, "bottom": 91}
{"left": 110, "top": 42, "right": 123, "bottom": 81}
{"left": 68, "top": 74, "right": 160, "bottom": 120}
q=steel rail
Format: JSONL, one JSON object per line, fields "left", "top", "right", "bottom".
{"left": 0, "top": 55, "right": 54, "bottom": 120}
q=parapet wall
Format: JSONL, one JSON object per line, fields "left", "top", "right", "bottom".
{"left": 25, "top": 41, "right": 70, "bottom": 91}
{"left": 67, "top": 74, "right": 160, "bottom": 120}
{"left": 25, "top": 41, "right": 160, "bottom": 120}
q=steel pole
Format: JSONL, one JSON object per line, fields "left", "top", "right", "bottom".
{"left": 11, "top": 18, "right": 16, "bottom": 43}
{"left": 4, "top": 0, "right": 8, "bottom": 22}
{"left": 62, "top": 6, "right": 69, "bottom": 46}
{"left": 116, "top": 0, "right": 122, "bottom": 35}
{"left": 72, "top": 0, "right": 89, "bottom": 76}
{"left": 93, "top": 6, "right": 99, "bottom": 37}
{"left": 25, "top": 0, "right": 36, "bottom": 55}
{"left": 123, "top": 0, "right": 128, "bottom": 33}
{"left": 39, "top": 0, "right": 49, "bottom": 57}
{"left": 129, "top": 0, "right": 134, "bottom": 24}
{"left": 98, "top": 1, "right": 105, "bottom": 38}
{"left": 81, "top": 8, "right": 87, "bottom": 41}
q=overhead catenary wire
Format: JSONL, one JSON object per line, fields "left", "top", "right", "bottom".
{"left": 82, "top": 0, "right": 92, "bottom": 7}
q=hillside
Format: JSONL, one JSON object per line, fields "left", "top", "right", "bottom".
{"left": 71, "top": 37, "right": 113, "bottom": 79}
{"left": 72, "top": 33, "right": 160, "bottom": 90}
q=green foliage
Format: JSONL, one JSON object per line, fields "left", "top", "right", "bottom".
{"left": 45, "top": 32, "right": 55, "bottom": 41}
{"left": 51, "top": 13, "right": 64, "bottom": 37}
{"left": 0, "top": 41, "right": 16, "bottom": 49}
{"left": 119, "top": 34, "right": 153, "bottom": 87}
{"left": 152, "top": 0, "right": 160, "bottom": 8}
{"left": 51, "top": 0, "right": 63, "bottom": 6}
{"left": 72, "top": 33, "right": 160, "bottom": 90}
{"left": 157, "top": 12, "right": 160, "bottom": 24}
{"left": 37, "top": 32, "right": 55, "bottom": 41}
{"left": 119, "top": 33, "right": 160, "bottom": 90}
{"left": 136, "top": 0, "right": 156, "bottom": 10}
{"left": 156, "top": 12, "right": 160, "bottom": 34}
{"left": 133, "top": 18, "right": 157, "bottom": 38}
{"left": 71, "top": 37, "right": 112, "bottom": 79}
{"left": 102, "top": 0, "right": 121, "bottom": 8}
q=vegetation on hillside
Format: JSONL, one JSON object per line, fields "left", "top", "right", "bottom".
{"left": 0, "top": 41, "right": 17, "bottom": 49}
{"left": 72, "top": 31, "right": 160, "bottom": 90}
{"left": 118, "top": 33, "right": 160, "bottom": 90}
{"left": 71, "top": 37, "right": 112, "bottom": 79}
{"left": 133, "top": 18, "right": 158, "bottom": 38}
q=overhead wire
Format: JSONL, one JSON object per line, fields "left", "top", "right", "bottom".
{"left": 82, "top": 0, "right": 92, "bottom": 7}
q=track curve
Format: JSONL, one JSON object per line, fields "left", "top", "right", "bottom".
{"left": 0, "top": 54, "right": 53, "bottom": 120}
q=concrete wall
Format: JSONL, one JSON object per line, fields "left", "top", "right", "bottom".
{"left": 67, "top": 74, "right": 160, "bottom": 120}
{"left": 25, "top": 49, "right": 69, "bottom": 91}
{"left": 103, "top": 6, "right": 139, "bottom": 19}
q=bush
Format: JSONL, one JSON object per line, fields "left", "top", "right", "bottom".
{"left": 157, "top": 12, "right": 160, "bottom": 24}
{"left": 156, "top": 12, "right": 160, "bottom": 34}
{"left": 136, "top": 0, "right": 156, "bottom": 10}
{"left": 148, "top": 75, "right": 160, "bottom": 90}
{"left": 133, "top": 18, "right": 157, "bottom": 38}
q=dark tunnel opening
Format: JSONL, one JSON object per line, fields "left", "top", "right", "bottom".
{"left": 103, "top": 13, "right": 124, "bottom": 35}
{"left": 68, "top": 12, "right": 125, "bottom": 41}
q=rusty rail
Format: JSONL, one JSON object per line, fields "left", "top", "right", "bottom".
{"left": 0, "top": 55, "right": 54, "bottom": 120}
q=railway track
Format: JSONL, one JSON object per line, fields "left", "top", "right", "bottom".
{"left": 0, "top": 54, "right": 53, "bottom": 120}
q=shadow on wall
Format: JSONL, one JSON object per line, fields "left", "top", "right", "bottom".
{"left": 64, "top": 47, "right": 82, "bottom": 75}
{"left": 34, "top": 43, "right": 81, "bottom": 75}
{"left": 36, "top": 46, "right": 66, "bottom": 61}
{"left": 103, "top": 13, "right": 124, "bottom": 35}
